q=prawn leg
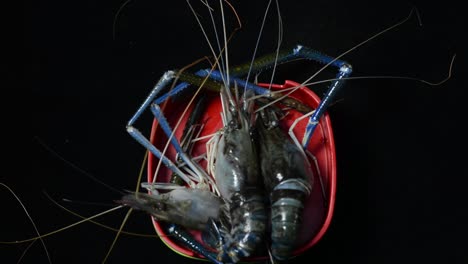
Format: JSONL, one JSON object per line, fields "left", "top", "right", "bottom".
{"left": 126, "top": 71, "right": 210, "bottom": 187}
{"left": 126, "top": 71, "right": 192, "bottom": 184}
{"left": 126, "top": 80, "right": 224, "bottom": 262}
{"left": 156, "top": 71, "right": 313, "bottom": 114}
{"left": 165, "top": 224, "right": 221, "bottom": 264}
{"left": 163, "top": 93, "right": 222, "bottom": 263}
{"left": 161, "top": 93, "right": 222, "bottom": 264}
{"left": 198, "top": 44, "right": 353, "bottom": 148}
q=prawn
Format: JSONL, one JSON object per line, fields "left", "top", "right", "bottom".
{"left": 208, "top": 86, "right": 267, "bottom": 263}
{"left": 5, "top": 1, "right": 456, "bottom": 263}
{"left": 255, "top": 106, "right": 314, "bottom": 260}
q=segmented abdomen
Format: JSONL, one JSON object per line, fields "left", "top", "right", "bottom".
{"left": 214, "top": 117, "right": 267, "bottom": 263}
{"left": 256, "top": 109, "right": 313, "bottom": 260}
{"left": 269, "top": 179, "right": 311, "bottom": 259}
{"left": 220, "top": 190, "right": 267, "bottom": 263}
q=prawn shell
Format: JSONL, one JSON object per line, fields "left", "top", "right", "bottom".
{"left": 147, "top": 80, "right": 337, "bottom": 261}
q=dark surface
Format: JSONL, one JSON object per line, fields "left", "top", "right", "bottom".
{"left": 13, "top": 0, "right": 467, "bottom": 263}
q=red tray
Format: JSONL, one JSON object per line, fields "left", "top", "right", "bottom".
{"left": 147, "top": 80, "right": 337, "bottom": 261}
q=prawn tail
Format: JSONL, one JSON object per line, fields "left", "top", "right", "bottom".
{"left": 218, "top": 190, "right": 267, "bottom": 263}
{"left": 270, "top": 179, "right": 311, "bottom": 260}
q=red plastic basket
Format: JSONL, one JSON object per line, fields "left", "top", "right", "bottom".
{"left": 147, "top": 80, "right": 337, "bottom": 261}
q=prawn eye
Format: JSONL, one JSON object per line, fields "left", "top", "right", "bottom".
{"left": 228, "top": 119, "right": 240, "bottom": 130}
{"left": 154, "top": 202, "right": 165, "bottom": 211}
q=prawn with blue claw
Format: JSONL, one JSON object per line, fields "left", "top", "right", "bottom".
{"left": 7, "top": 0, "right": 458, "bottom": 263}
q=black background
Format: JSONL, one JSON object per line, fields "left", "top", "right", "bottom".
{"left": 12, "top": 0, "right": 467, "bottom": 263}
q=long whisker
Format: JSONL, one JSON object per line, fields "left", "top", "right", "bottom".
{"left": 256, "top": 7, "right": 423, "bottom": 113}
{"left": 300, "top": 7, "right": 422, "bottom": 89}
{"left": 102, "top": 208, "right": 133, "bottom": 263}
{"left": 298, "top": 54, "right": 456, "bottom": 89}
{"left": 219, "top": 0, "right": 230, "bottom": 87}
{"left": 0, "top": 186, "right": 125, "bottom": 244}
{"left": 102, "top": 147, "right": 151, "bottom": 263}
{"left": 16, "top": 239, "right": 37, "bottom": 264}
{"left": 34, "top": 136, "right": 124, "bottom": 195}
{"left": 134, "top": 151, "right": 148, "bottom": 196}
{"left": 266, "top": 0, "right": 283, "bottom": 91}
{"left": 42, "top": 192, "right": 157, "bottom": 237}
{"left": 0, "top": 205, "right": 125, "bottom": 244}
{"left": 244, "top": 0, "right": 273, "bottom": 93}
{"left": 186, "top": 0, "right": 234, "bottom": 111}
{"left": 150, "top": 25, "right": 239, "bottom": 188}
{"left": 223, "top": 0, "right": 242, "bottom": 29}
{"left": 1, "top": 183, "right": 51, "bottom": 264}
{"left": 253, "top": 53, "right": 455, "bottom": 113}
{"left": 151, "top": 63, "right": 223, "bottom": 186}
{"left": 205, "top": 0, "right": 228, "bottom": 83}
{"left": 112, "top": 0, "right": 133, "bottom": 40}
{"left": 186, "top": 0, "right": 226, "bottom": 84}
{"left": 152, "top": 58, "right": 210, "bottom": 185}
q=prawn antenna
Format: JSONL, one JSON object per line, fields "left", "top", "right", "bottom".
{"left": 0, "top": 183, "right": 51, "bottom": 263}
{"left": 34, "top": 136, "right": 124, "bottom": 195}
{"left": 113, "top": 0, "right": 133, "bottom": 40}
